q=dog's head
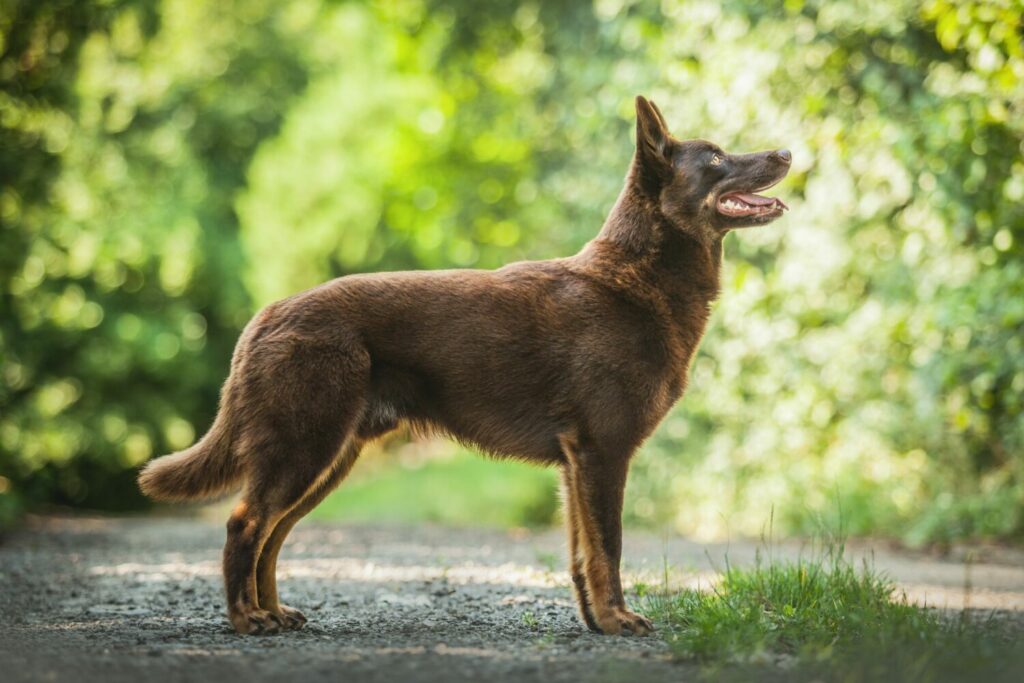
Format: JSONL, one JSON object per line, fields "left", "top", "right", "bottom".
{"left": 632, "top": 95, "right": 790, "bottom": 236}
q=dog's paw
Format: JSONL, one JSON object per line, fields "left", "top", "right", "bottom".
{"left": 277, "top": 604, "right": 308, "bottom": 630}
{"left": 594, "top": 608, "right": 655, "bottom": 636}
{"left": 230, "top": 608, "right": 285, "bottom": 635}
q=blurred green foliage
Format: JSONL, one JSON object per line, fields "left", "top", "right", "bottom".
{"left": 1, "top": 0, "right": 1021, "bottom": 543}
{"left": 309, "top": 448, "right": 559, "bottom": 528}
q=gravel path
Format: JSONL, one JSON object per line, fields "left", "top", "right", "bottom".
{"left": 2, "top": 515, "right": 1023, "bottom": 682}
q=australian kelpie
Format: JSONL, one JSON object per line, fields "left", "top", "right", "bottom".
{"left": 139, "top": 96, "right": 791, "bottom": 636}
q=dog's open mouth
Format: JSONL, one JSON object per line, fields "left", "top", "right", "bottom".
{"left": 717, "top": 185, "right": 788, "bottom": 217}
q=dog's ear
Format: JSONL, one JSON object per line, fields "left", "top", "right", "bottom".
{"left": 647, "top": 99, "right": 670, "bottom": 133}
{"left": 634, "top": 95, "right": 673, "bottom": 187}
{"left": 635, "top": 96, "right": 670, "bottom": 156}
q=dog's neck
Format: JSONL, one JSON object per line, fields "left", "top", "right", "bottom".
{"left": 577, "top": 184, "right": 723, "bottom": 377}
{"left": 572, "top": 182, "right": 723, "bottom": 380}
{"left": 589, "top": 171, "right": 724, "bottom": 305}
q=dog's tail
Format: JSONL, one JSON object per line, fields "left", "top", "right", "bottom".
{"left": 138, "top": 412, "right": 242, "bottom": 502}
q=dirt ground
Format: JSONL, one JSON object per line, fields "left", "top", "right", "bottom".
{"left": 2, "top": 515, "right": 1023, "bottom": 683}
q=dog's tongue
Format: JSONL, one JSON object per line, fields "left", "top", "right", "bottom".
{"left": 733, "top": 192, "right": 777, "bottom": 207}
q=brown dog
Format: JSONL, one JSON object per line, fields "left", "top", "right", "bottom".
{"left": 138, "top": 95, "right": 790, "bottom": 636}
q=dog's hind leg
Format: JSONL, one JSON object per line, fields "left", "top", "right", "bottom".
{"left": 225, "top": 430, "right": 366, "bottom": 635}
{"left": 255, "top": 438, "right": 365, "bottom": 630}
{"left": 223, "top": 496, "right": 291, "bottom": 634}
{"left": 222, "top": 340, "right": 370, "bottom": 635}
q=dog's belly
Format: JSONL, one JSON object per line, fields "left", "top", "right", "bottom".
{"left": 361, "top": 358, "right": 568, "bottom": 464}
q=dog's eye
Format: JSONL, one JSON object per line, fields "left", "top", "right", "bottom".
{"left": 710, "top": 154, "right": 722, "bottom": 166}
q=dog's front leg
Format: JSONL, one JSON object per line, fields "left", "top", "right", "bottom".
{"left": 560, "top": 468, "right": 601, "bottom": 631}
{"left": 560, "top": 438, "right": 654, "bottom": 636}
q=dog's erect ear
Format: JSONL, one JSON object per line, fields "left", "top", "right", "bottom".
{"left": 633, "top": 95, "right": 673, "bottom": 190}
{"left": 647, "top": 99, "right": 670, "bottom": 133}
{"left": 635, "top": 95, "right": 671, "bottom": 161}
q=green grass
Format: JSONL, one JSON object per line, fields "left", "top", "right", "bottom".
{"left": 638, "top": 543, "right": 1024, "bottom": 682}
{"left": 309, "top": 450, "right": 559, "bottom": 528}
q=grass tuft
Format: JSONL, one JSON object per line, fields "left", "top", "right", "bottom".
{"left": 641, "top": 542, "right": 1024, "bottom": 682}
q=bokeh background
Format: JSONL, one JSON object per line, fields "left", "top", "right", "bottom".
{"left": 2, "top": 0, "right": 1022, "bottom": 545}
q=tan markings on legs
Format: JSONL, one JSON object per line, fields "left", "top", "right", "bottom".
{"left": 224, "top": 500, "right": 288, "bottom": 635}
{"left": 561, "top": 467, "right": 600, "bottom": 631}
{"left": 559, "top": 434, "right": 654, "bottom": 636}
{"left": 256, "top": 442, "right": 362, "bottom": 628}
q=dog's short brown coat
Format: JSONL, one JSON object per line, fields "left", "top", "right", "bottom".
{"left": 139, "top": 96, "right": 791, "bottom": 636}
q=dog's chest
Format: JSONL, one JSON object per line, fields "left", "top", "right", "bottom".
{"left": 640, "top": 307, "right": 712, "bottom": 417}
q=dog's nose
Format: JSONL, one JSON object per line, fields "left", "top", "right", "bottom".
{"left": 775, "top": 149, "right": 792, "bottom": 164}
